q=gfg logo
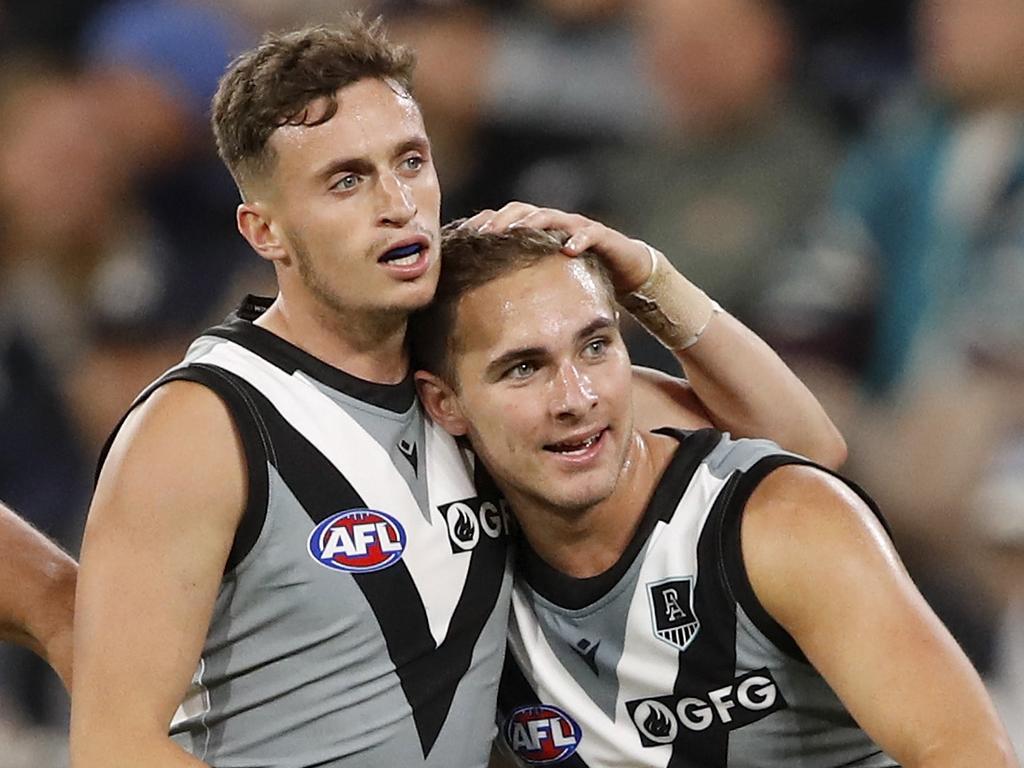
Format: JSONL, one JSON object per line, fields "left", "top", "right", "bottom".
{"left": 438, "top": 497, "right": 511, "bottom": 553}
{"left": 504, "top": 705, "right": 582, "bottom": 765}
{"left": 626, "top": 669, "right": 786, "bottom": 746}
{"left": 307, "top": 509, "right": 407, "bottom": 573}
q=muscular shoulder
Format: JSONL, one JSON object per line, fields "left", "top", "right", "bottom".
{"left": 93, "top": 379, "right": 247, "bottom": 536}
{"left": 740, "top": 464, "right": 898, "bottom": 633}
{"left": 630, "top": 365, "right": 712, "bottom": 432}
{"left": 743, "top": 465, "right": 888, "bottom": 545}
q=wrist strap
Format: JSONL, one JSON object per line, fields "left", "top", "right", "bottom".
{"left": 617, "top": 248, "right": 722, "bottom": 351}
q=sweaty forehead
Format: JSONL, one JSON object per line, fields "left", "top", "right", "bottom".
{"left": 454, "top": 258, "right": 616, "bottom": 357}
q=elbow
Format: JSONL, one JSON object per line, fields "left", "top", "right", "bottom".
{"left": 37, "top": 557, "right": 77, "bottom": 688}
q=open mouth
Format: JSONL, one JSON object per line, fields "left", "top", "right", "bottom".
{"left": 544, "top": 429, "right": 606, "bottom": 456}
{"left": 379, "top": 242, "right": 425, "bottom": 266}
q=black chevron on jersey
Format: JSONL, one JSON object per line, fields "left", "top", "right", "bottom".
{"left": 231, "top": 381, "right": 506, "bottom": 757}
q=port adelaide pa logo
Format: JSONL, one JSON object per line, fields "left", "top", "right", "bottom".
{"left": 307, "top": 509, "right": 407, "bottom": 573}
{"left": 438, "top": 496, "right": 511, "bottom": 553}
{"left": 504, "top": 704, "right": 582, "bottom": 765}
{"left": 647, "top": 576, "right": 700, "bottom": 652}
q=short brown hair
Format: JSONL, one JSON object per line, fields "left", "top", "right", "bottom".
{"left": 410, "top": 223, "right": 616, "bottom": 385}
{"left": 211, "top": 14, "right": 415, "bottom": 194}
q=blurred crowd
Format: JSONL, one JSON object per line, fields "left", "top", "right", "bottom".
{"left": 0, "top": 0, "right": 1020, "bottom": 763}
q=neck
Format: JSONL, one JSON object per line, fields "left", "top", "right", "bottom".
{"left": 510, "top": 430, "right": 674, "bottom": 579}
{"left": 256, "top": 292, "right": 410, "bottom": 384}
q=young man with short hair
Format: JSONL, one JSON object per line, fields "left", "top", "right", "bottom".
{"left": 73, "top": 17, "right": 845, "bottom": 768}
{"left": 413, "top": 218, "right": 1017, "bottom": 767}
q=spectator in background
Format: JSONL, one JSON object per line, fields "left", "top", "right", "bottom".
{"left": 383, "top": 0, "right": 657, "bottom": 219}
{"left": 591, "top": 0, "right": 840, "bottom": 327}
{"left": 387, "top": 0, "right": 842, "bottom": 372}
{"left": 0, "top": 0, "right": 256, "bottom": 734}
{"left": 66, "top": 0, "right": 268, "bottom": 456}
{"left": 79, "top": 0, "right": 258, "bottom": 323}
{"left": 488, "top": 0, "right": 839, "bottom": 372}
{"left": 0, "top": 0, "right": 110, "bottom": 62}
{"left": 757, "top": 0, "right": 1024, "bottom": 703}
{"left": 0, "top": 57, "right": 109, "bottom": 734}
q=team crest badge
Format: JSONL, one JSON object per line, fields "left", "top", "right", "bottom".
{"left": 647, "top": 577, "right": 699, "bottom": 652}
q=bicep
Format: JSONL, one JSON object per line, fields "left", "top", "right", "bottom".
{"left": 73, "top": 382, "right": 246, "bottom": 740}
{"left": 742, "top": 466, "right": 1009, "bottom": 765}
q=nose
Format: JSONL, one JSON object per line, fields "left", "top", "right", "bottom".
{"left": 377, "top": 171, "right": 416, "bottom": 227}
{"left": 550, "top": 362, "right": 598, "bottom": 421}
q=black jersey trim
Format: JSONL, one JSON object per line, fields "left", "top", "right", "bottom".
{"left": 716, "top": 456, "right": 894, "bottom": 664}
{"left": 245, "top": 390, "right": 508, "bottom": 758}
{"left": 517, "top": 427, "right": 722, "bottom": 610}
{"left": 203, "top": 295, "right": 416, "bottom": 414}
{"left": 94, "top": 364, "right": 273, "bottom": 574}
{"left": 184, "top": 365, "right": 274, "bottom": 571}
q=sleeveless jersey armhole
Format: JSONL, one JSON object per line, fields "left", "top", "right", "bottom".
{"left": 95, "top": 363, "right": 272, "bottom": 574}
{"left": 716, "top": 456, "right": 895, "bottom": 664}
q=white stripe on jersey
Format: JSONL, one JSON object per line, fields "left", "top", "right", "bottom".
{"left": 189, "top": 337, "right": 471, "bottom": 647}
{"left": 508, "top": 463, "right": 725, "bottom": 767}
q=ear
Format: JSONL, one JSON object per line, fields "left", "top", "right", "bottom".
{"left": 237, "top": 201, "right": 289, "bottom": 264}
{"left": 414, "top": 370, "right": 469, "bottom": 436}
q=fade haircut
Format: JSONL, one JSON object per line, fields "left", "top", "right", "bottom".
{"left": 211, "top": 14, "right": 415, "bottom": 196}
{"left": 410, "top": 222, "right": 617, "bottom": 386}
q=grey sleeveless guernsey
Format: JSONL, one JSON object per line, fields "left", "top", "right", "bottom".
{"left": 103, "top": 297, "right": 514, "bottom": 767}
{"left": 498, "top": 427, "right": 898, "bottom": 768}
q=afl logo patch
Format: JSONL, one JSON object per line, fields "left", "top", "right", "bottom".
{"left": 307, "top": 509, "right": 406, "bottom": 573}
{"left": 504, "top": 704, "right": 582, "bottom": 764}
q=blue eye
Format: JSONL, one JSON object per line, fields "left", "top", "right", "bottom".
{"left": 583, "top": 338, "right": 608, "bottom": 358}
{"left": 333, "top": 174, "right": 359, "bottom": 191}
{"left": 403, "top": 156, "right": 424, "bottom": 172}
{"left": 506, "top": 361, "right": 536, "bottom": 380}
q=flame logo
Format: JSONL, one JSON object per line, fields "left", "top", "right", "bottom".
{"left": 453, "top": 509, "right": 475, "bottom": 542}
{"left": 643, "top": 706, "right": 672, "bottom": 738}
{"left": 632, "top": 700, "right": 677, "bottom": 744}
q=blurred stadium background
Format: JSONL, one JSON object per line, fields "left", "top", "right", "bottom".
{"left": 0, "top": 0, "right": 1020, "bottom": 763}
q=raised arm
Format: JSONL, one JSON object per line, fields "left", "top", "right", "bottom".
{"left": 0, "top": 500, "right": 77, "bottom": 688}
{"left": 460, "top": 204, "right": 846, "bottom": 468}
{"left": 71, "top": 382, "right": 246, "bottom": 768}
{"left": 742, "top": 465, "right": 1017, "bottom": 767}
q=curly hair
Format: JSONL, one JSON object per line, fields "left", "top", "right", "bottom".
{"left": 211, "top": 14, "right": 415, "bottom": 194}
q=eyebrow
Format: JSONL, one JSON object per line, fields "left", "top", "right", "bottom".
{"left": 313, "top": 136, "right": 431, "bottom": 185}
{"left": 482, "top": 314, "right": 617, "bottom": 380}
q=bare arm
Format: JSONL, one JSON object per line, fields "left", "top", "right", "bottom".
{"left": 743, "top": 465, "right": 1017, "bottom": 767}
{"left": 664, "top": 309, "right": 845, "bottom": 466}
{"left": 460, "top": 203, "right": 846, "bottom": 468}
{"left": 71, "top": 382, "right": 246, "bottom": 768}
{"left": 0, "top": 501, "right": 77, "bottom": 688}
